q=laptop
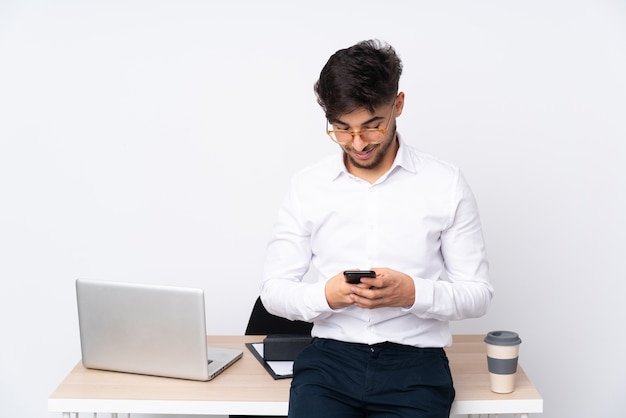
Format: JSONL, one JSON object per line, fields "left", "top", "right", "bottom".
{"left": 76, "top": 278, "right": 242, "bottom": 381}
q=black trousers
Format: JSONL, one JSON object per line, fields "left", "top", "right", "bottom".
{"left": 288, "top": 338, "right": 455, "bottom": 418}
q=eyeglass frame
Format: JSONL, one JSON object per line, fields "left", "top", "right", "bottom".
{"left": 325, "top": 100, "right": 397, "bottom": 145}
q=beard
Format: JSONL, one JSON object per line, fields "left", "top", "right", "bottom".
{"left": 344, "top": 131, "right": 397, "bottom": 170}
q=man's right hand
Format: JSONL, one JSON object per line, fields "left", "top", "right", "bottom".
{"left": 324, "top": 271, "right": 371, "bottom": 309}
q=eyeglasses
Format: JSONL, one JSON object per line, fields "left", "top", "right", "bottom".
{"left": 326, "top": 101, "right": 396, "bottom": 145}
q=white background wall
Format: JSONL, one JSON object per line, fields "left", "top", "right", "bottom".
{"left": 1, "top": 1, "right": 625, "bottom": 417}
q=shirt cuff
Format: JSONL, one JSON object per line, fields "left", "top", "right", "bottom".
{"left": 307, "top": 278, "right": 347, "bottom": 316}
{"left": 402, "top": 277, "right": 434, "bottom": 314}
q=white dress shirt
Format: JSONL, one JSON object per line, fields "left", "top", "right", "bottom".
{"left": 261, "top": 136, "right": 493, "bottom": 348}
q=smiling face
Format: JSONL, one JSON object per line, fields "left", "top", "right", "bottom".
{"left": 330, "top": 93, "right": 404, "bottom": 181}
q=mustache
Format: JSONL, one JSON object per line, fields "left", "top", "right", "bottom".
{"left": 346, "top": 144, "right": 377, "bottom": 153}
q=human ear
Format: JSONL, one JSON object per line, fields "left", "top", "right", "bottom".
{"left": 394, "top": 92, "right": 405, "bottom": 117}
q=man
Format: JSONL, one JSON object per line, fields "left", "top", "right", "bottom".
{"left": 261, "top": 40, "right": 493, "bottom": 418}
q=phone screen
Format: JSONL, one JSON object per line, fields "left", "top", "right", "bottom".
{"left": 343, "top": 270, "right": 376, "bottom": 284}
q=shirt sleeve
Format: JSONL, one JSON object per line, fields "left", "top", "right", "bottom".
{"left": 260, "top": 177, "right": 334, "bottom": 322}
{"left": 409, "top": 171, "right": 493, "bottom": 320}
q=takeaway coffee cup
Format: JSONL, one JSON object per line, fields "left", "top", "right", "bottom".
{"left": 484, "top": 331, "right": 522, "bottom": 393}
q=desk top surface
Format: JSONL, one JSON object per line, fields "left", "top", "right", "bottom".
{"left": 49, "top": 334, "right": 542, "bottom": 415}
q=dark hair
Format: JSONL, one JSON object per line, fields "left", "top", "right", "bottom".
{"left": 314, "top": 39, "right": 403, "bottom": 121}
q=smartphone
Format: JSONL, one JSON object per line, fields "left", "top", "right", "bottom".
{"left": 343, "top": 270, "right": 376, "bottom": 284}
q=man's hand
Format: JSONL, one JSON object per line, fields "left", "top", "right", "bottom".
{"left": 325, "top": 268, "right": 415, "bottom": 310}
{"left": 324, "top": 270, "right": 372, "bottom": 309}
{"left": 349, "top": 268, "right": 415, "bottom": 309}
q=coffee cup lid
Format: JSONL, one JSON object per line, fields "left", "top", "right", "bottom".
{"left": 484, "top": 330, "right": 522, "bottom": 346}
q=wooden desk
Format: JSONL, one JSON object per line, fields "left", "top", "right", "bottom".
{"left": 48, "top": 335, "right": 542, "bottom": 417}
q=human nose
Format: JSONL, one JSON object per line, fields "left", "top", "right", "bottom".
{"left": 351, "top": 132, "right": 368, "bottom": 150}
